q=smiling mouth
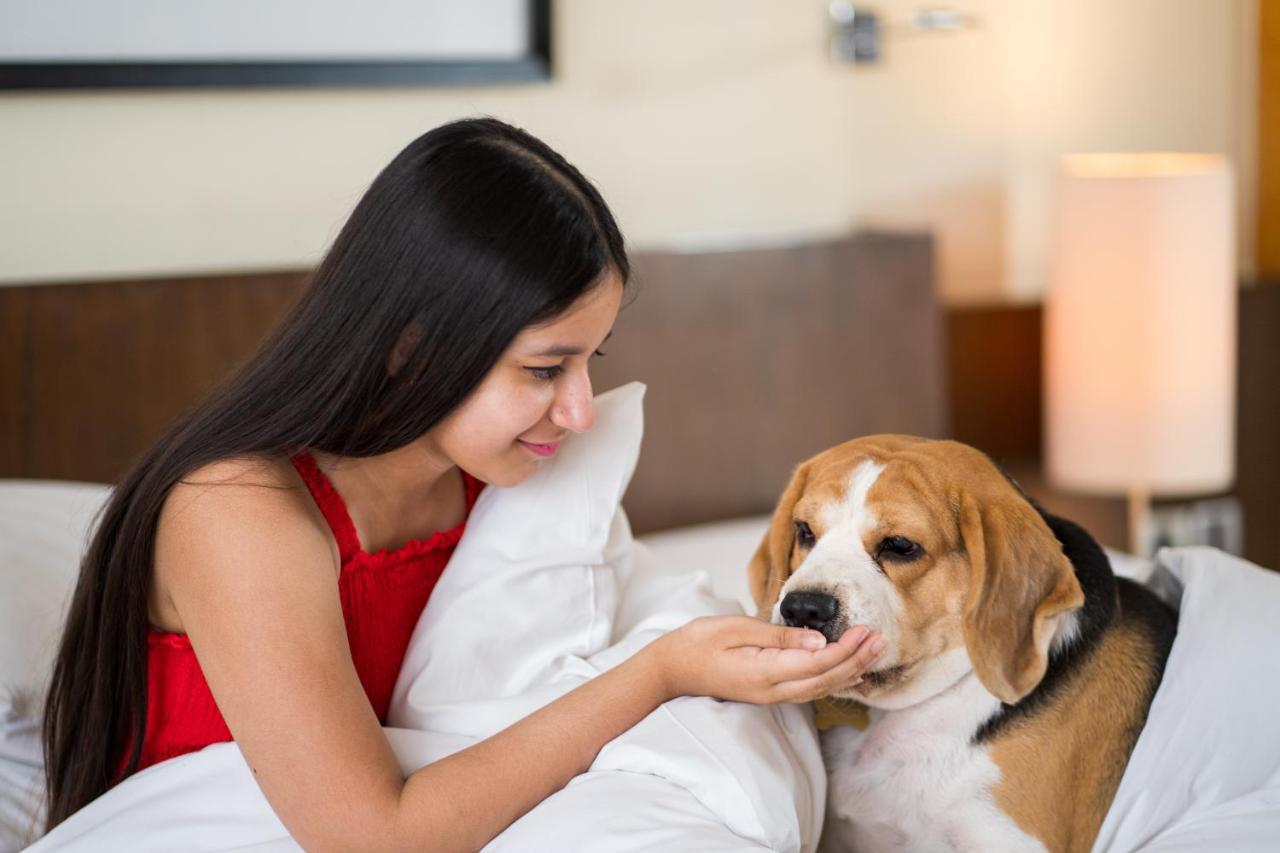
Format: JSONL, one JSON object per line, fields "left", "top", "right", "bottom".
{"left": 518, "top": 439, "right": 561, "bottom": 457}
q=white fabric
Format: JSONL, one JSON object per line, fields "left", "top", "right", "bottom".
{"left": 1095, "top": 546, "right": 1280, "bottom": 853}
{"left": 0, "top": 708, "right": 45, "bottom": 852}
{"left": 0, "top": 480, "right": 113, "bottom": 850}
{"left": 638, "top": 515, "right": 770, "bottom": 615}
{"left": 8, "top": 428, "right": 1280, "bottom": 852}
{"left": 0, "top": 480, "right": 111, "bottom": 713}
{"left": 21, "top": 382, "right": 827, "bottom": 852}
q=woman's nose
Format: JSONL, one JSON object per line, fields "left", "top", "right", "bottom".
{"left": 551, "top": 370, "right": 595, "bottom": 433}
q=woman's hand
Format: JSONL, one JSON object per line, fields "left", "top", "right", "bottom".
{"left": 646, "top": 615, "right": 885, "bottom": 705}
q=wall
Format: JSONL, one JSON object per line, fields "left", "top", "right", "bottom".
{"left": 0, "top": 0, "right": 1252, "bottom": 303}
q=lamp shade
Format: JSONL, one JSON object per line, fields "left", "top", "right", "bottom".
{"left": 1045, "top": 153, "right": 1235, "bottom": 496}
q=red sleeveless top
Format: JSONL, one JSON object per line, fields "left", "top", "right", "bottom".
{"left": 117, "top": 451, "right": 484, "bottom": 780}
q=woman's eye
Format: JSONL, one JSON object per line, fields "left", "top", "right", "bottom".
{"left": 593, "top": 349, "right": 606, "bottom": 358}
{"left": 794, "top": 520, "right": 816, "bottom": 549}
{"left": 526, "top": 364, "right": 564, "bottom": 381}
{"left": 876, "top": 535, "right": 924, "bottom": 562}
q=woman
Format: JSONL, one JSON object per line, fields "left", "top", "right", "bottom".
{"left": 42, "top": 117, "right": 884, "bottom": 850}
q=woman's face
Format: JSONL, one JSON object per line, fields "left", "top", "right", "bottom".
{"left": 426, "top": 270, "right": 625, "bottom": 487}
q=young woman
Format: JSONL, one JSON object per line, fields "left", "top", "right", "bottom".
{"left": 41, "top": 117, "right": 885, "bottom": 850}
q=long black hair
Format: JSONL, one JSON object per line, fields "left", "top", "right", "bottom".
{"left": 42, "top": 116, "right": 629, "bottom": 830}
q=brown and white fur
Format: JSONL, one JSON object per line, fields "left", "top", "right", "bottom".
{"left": 749, "top": 435, "right": 1176, "bottom": 853}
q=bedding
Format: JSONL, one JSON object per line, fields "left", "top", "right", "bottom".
{"left": 4, "top": 402, "right": 1280, "bottom": 851}
{"left": 13, "top": 383, "right": 827, "bottom": 852}
{"left": 1093, "top": 547, "right": 1280, "bottom": 852}
{"left": 0, "top": 479, "right": 112, "bottom": 850}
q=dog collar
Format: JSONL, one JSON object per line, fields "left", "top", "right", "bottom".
{"left": 814, "top": 696, "right": 871, "bottom": 731}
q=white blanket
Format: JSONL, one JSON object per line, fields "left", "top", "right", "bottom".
{"left": 25, "top": 384, "right": 826, "bottom": 852}
{"left": 12, "top": 383, "right": 1280, "bottom": 850}
{"left": 1094, "top": 546, "right": 1280, "bottom": 853}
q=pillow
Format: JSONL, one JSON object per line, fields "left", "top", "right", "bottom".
{"left": 1096, "top": 546, "right": 1280, "bottom": 852}
{"left": 0, "top": 479, "right": 112, "bottom": 851}
{"left": 387, "top": 379, "right": 825, "bottom": 851}
{"left": 637, "top": 515, "right": 770, "bottom": 615}
{"left": 0, "top": 480, "right": 111, "bottom": 717}
{"left": 389, "top": 381, "right": 646, "bottom": 716}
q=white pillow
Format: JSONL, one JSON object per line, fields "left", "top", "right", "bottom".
{"left": 637, "top": 515, "right": 770, "bottom": 615}
{"left": 386, "top": 379, "right": 826, "bottom": 851}
{"left": 0, "top": 480, "right": 111, "bottom": 716}
{"left": 0, "top": 479, "right": 112, "bottom": 851}
{"left": 389, "top": 381, "right": 646, "bottom": 719}
{"left": 1097, "top": 546, "right": 1280, "bottom": 852}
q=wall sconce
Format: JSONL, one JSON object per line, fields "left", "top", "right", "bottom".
{"left": 828, "top": 3, "right": 979, "bottom": 65}
{"left": 1045, "top": 153, "right": 1236, "bottom": 555}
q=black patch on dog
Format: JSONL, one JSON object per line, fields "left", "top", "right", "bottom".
{"left": 971, "top": 503, "right": 1177, "bottom": 745}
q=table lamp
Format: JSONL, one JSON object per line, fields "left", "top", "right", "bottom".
{"left": 1045, "top": 153, "right": 1236, "bottom": 555}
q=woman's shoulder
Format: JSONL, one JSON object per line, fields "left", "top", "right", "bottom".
{"left": 150, "top": 454, "right": 339, "bottom": 633}
{"left": 163, "top": 454, "right": 314, "bottom": 522}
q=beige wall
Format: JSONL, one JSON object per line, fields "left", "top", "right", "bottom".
{"left": 0, "top": 0, "right": 1252, "bottom": 303}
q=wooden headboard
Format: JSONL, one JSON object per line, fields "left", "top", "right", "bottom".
{"left": 0, "top": 231, "right": 945, "bottom": 534}
{"left": 595, "top": 232, "right": 944, "bottom": 532}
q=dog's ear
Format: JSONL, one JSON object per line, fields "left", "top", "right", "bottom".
{"left": 749, "top": 463, "right": 810, "bottom": 619}
{"left": 958, "top": 491, "right": 1084, "bottom": 704}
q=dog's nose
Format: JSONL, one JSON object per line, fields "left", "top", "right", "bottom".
{"left": 780, "top": 591, "right": 838, "bottom": 632}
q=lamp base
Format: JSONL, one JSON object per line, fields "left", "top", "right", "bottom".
{"left": 1128, "top": 488, "right": 1151, "bottom": 558}
{"left": 1127, "top": 490, "right": 1245, "bottom": 558}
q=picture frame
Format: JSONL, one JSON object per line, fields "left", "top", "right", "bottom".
{"left": 0, "top": 0, "right": 551, "bottom": 90}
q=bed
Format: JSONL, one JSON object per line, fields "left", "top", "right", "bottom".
{"left": 7, "top": 475, "right": 1280, "bottom": 853}
{"left": 0, "top": 232, "right": 943, "bottom": 850}
{"left": 4, "top": 232, "right": 1277, "bottom": 851}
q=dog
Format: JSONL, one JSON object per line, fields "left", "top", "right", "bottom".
{"left": 749, "top": 435, "right": 1176, "bottom": 853}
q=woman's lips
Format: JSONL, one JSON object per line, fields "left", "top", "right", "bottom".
{"left": 518, "top": 439, "right": 560, "bottom": 457}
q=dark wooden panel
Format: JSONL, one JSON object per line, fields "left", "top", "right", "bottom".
{"left": 13, "top": 271, "right": 309, "bottom": 482}
{"left": 593, "top": 232, "right": 947, "bottom": 533}
{"left": 0, "top": 288, "right": 28, "bottom": 474}
{"left": 947, "top": 304, "right": 1041, "bottom": 464}
{"left": 1236, "top": 282, "right": 1280, "bottom": 568}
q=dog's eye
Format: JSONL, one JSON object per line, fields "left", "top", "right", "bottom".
{"left": 877, "top": 535, "right": 924, "bottom": 562}
{"left": 794, "top": 520, "right": 816, "bottom": 549}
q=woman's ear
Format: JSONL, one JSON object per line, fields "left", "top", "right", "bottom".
{"left": 749, "top": 462, "right": 810, "bottom": 620}
{"left": 387, "top": 321, "right": 425, "bottom": 378}
{"left": 959, "top": 491, "right": 1085, "bottom": 704}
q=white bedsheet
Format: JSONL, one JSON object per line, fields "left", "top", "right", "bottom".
{"left": 22, "top": 384, "right": 827, "bottom": 852}
{"left": 24, "top": 537, "right": 824, "bottom": 850}
{"left": 7, "top": 426, "right": 1280, "bottom": 851}
{"left": 1093, "top": 546, "right": 1280, "bottom": 853}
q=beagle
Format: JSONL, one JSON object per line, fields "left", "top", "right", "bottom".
{"left": 749, "top": 435, "right": 1176, "bottom": 853}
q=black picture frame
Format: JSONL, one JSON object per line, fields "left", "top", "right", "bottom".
{"left": 0, "top": 0, "right": 551, "bottom": 90}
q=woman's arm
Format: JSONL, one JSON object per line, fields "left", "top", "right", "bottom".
{"left": 158, "top": 465, "right": 878, "bottom": 852}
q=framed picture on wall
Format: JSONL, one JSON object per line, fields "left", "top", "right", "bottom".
{"left": 0, "top": 0, "right": 551, "bottom": 89}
